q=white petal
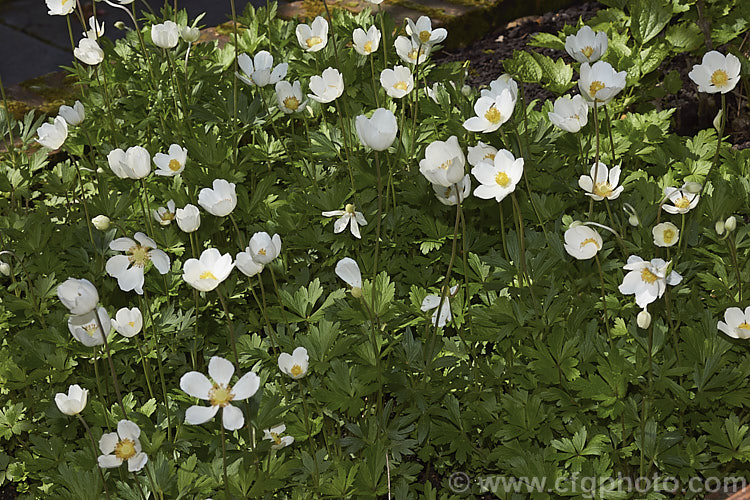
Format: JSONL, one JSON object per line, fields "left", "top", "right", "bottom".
{"left": 185, "top": 405, "right": 219, "bottom": 425}
{"left": 180, "top": 371, "right": 212, "bottom": 399}
{"left": 208, "top": 356, "right": 234, "bottom": 386}
{"left": 222, "top": 405, "right": 244, "bottom": 430}
{"left": 232, "top": 372, "right": 260, "bottom": 400}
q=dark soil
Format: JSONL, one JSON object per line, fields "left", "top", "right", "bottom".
{"left": 435, "top": 1, "right": 750, "bottom": 149}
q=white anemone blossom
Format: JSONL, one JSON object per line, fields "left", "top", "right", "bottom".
{"left": 98, "top": 420, "right": 148, "bottom": 472}
{"left": 688, "top": 51, "right": 741, "bottom": 94}
{"left": 618, "top": 256, "right": 682, "bottom": 308}
{"left": 106, "top": 232, "right": 170, "bottom": 295}
{"left": 237, "top": 51, "right": 288, "bottom": 88}
{"left": 578, "top": 162, "right": 623, "bottom": 201}
{"left": 471, "top": 148, "right": 524, "bottom": 202}
{"left": 565, "top": 25, "right": 608, "bottom": 64}
{"left": 563, "top": 224, "right": 602, "bottom": 260}
{"left": 718, "top": 307, "right": 750, "bottom": 340}
{"left": 322, "top": 204, "right": 368, "bottom": 238}
{"left": 421, "top": 285, "right": 458, "bottom": 327}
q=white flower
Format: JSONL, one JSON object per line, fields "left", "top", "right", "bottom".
{"left": 335, "top": 257, "right": 362, "bottom": 297}
{"left": 718, "top": 307, "right": 750, "bottom": 340}
{"left": 365, "top": 0, "right": 383, "bottom": 4}
{"left": 58, "top": 100, "right": 85, "bottom": 126}
{"left": 151, "top": 20, "right": 179, "bottom": 49}
{"left": 247, "top": 232, "right": 282, "bottom": 266}
{"left": 463, "top": 90, "right": 514, "bottom": 133}
{"left": 180, "top": 356, "right": 260, "bottom": 430}
{"left": 662, "top": 185, "right": 699, "bottom": 214}
{"left": 68, "top": 306, "right": 110, "bottom": 347}
{"left": 237, "top": 51, "right": 288, "bottom": 88}
{"left": 563, "top": 224, "right": 602, "bottom": 260}
{"left": 322, "top": 204, "right": 367, "bottom": 239}
{"left": 623, "top": 203, "right": 640, "bottom": 227}
{"left": 578, "top": 162, "right": 623, "bottom": 201}
{"left": 405, "top": 16, "right": 447, "bottom": 46}
{"left": 419, "top": 136, "right": 466, "bottom": 187}
{"left": 352, "top": 26, "right": 381, "bottom": 56}
{"left": 46, "top": 0, "right": 75, "bottom": 15}
{"left": 356, "top": 108, "right": 398, "bottom": 151}
{"left": 57, "top": 277, "right": 99, "bottom": 315}
{"left": 175, "top": 204, "right": 200, "bottom": 233}
{"left": 107, "top": 146, "right": 151, "bottom": 179}
{"left": 152, "top": 199, "right": 176, "bottom": 226}
{"left": 182, "top": 248, "right": 234, "bottom": 292}
{"left": 471, "top": 148, "right": 524, "bottom": 202}
{"left": 264, "top": 424, "right": 294, "bottom": 449}
{"left": 235, "top": 251, "right": 264, "bottom": 277}
{"left": 421, "top": 285, "right": 458, "bottom": 327}
{"left": 296, "top": 16, "right": 328, "bottom": 52}
{"left": 652, "top": 222, "right": 679, "bottom": 247}
{"left": 198, "top": 179, "right": 237, "bottom": 217}
{"left": 278, "top": 347, "right": 309, "bottom": 379}
{"left": 433, "top": 174, "right": 471, "bottom": 206}
{"left": 98, "top": 420, "right": 148, "bottom": 472}
{"left": 36, "top": 116, "right": 68, "bottom": 150}
{"left": 618, "top": 256, "right": 682, "bottom": 308}
{"left": 481, "top": 74, "right": 518, "bottom": 102}
{"left": 380, "top": 66, "right": 414, "bottom": 99}
{"left": 84, "top": 16, "right": 105, "bottom": 39}
{"left": 106, "top": 232, "right": 170, "bottom": 295}
{"left": 308, "top": 68, "right": 344, "bottom": 104}
{"left": 153, "top": 144, "right": 188, "bottom": 176}
{"left": 0, "top": 262, "right": 9, "bottom": 277}
{"left": 55, "top": 384, "right": 88, "bottom": 416}
{"left": 578, "top": 61, "right": 626, "bottom": 107}
{"left": 74, "top": 38, "right": 104, "bottom": 65}
{"left": 565, "top": 25, "right": 608, "bottom": 63}
{"left": 467, "top": 142, "right": 498, "bottom": 168}
{"left": 180, "top": 25, "right": 200, "bottom": 43}
{"left": 688, "top": 51, "right": 741, "bottom": 94}
{"left": 91, "top": 215, "right": 110, "bottom": 230}
{"left": 548, "top": 94, "right": 589, "bottom": 133}
{"left": 275, "top": 80, "right": 307, "bottom": 114}
{"left": 637, "top": 308, "right": 651, "bottom": 329}
{"left": 111, "top": 307, "right": 143, "bottom": 338}
{"left": 394, "top": 36, "right": 430, "bottom": 65}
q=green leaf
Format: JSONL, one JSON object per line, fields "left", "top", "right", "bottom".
{"left": 629, "top": 0, "right": 672, "bottom": 44}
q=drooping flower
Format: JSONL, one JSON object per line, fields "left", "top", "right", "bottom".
{"left": 322, "top": 204, "right": 368, "bottom": 239}
{"left": 380, "top": 66, "right": 414, "bottom": 99}
{"left": 153, "top": 144, "right": 188, "bottom": 176}
{"left": 55, "top": 384, "right": 88, "bottom": 416}
{"left": 57, "top": 278, "right": 99, "bottom": 315}
{"left": 46, "top": 0, "right": 75, "bottom": 16}
{"left": 278, "top": 347, "right": 309, "bottom": 379}
{"left": 98, "top": 420, "right": 148, "bottom": 472}
{"left": 565, "top": 25, "right": 608, "bottom": 64}
{"left": 471, "top": 148, "right": 524, "bottom": 202}
{"left": 275, "top": 80, "right": 307, "bottom": 114}
{"left": 308, "top": 68, "right": 344, "bottom": 103}
{"left": 296, "top": 16, "right": 328, "bottom": 52}
{"left": 688, "top": 51, "right": 741, "bottom": 94}
{"left": 106, "top": 232, "right": 170, "bottom": 295}
{"left": 36, "top": 116, "right": 68, "bottom": 150}
{"left": 182, "top": 248, "right": 234, "bottom": 292}
{"left": 247, "top": 232, "right": 282, "bottom": 266}
{"left": 111, "top": 307, "right": 143, "bottom": 338}
{"left": 717, "top": 307, "right": 750, "bottom": 340}
{"left": 180, "top": 356, "right": 260, "bottom": 430}
{"left": 578, "top": 61, "right": 626, "bottom": 107}
{"left": 180, "top": 25, "right": 200, "bottom": 43}
{"left": 355, "top": 108, "right": 398, "bottom": 151}
{"left": 237, "top": 51, "right": 288, "bottom": 88}
{"left": 463, "top": 90, "right": 515, "bottom": 133}
{"left": 548, "top": 94, "right": 589, "bottom": 133}
{"left": 578, "top": 162, "right": 623, "bottom": 201}
{"left": 74, "top": 38, "right": 104, "bottom": 65}
{"left": 58, "top": 101, "right": 85, "bottom": 126}
{"left": 107, "top": 146, "right": 151, "bottom": 179}
{"left": 618, "top": 256, "right": 682, "bottom": 308}
{"left": 394, "top": 36, "right": 430, "bottom": 65}
{"left": 662, "top": 185, "right": 699, "bottom": 214}
{"left": 467, "top": 142, "right": 498, "bottom": 168}
{"left": 652, "top": 222, "right": 679, "bottom": 248}
{"left": 152, "top": 199, "right": 176, "bottom": 226}
{"left": 563, "top": 224, "right": 602, "bottom": 260}
{"left": 421, "top": 285, "right": 458, "bottom": 327}
{"left": 198, "top": 179, "right": 237, "bottom": 217}
{"left": 352, "top": 26, "right": 381, "bottom": 56}
{"left": 419, "top": 136, "right": 466, "bottom": 187}
{"left": 405, "top": 16, "right": 447, "bottom": 46}
{"left": 68, "top": 306, "right": 110, "bottom": 347}
{"left": 175, "top": 204, "right": 200, "bottom": 233}
{"left": 264, "top": 424, "right": 294, "bottom": 449}
{"left": 84, "top": 16, "right": 105, "bottom": 39}
{"left": 433, "top": 174, "right": 471, "bottom": 206}
{"left": 335, "top": 257, "right": 362, "bottom": 297}
{"left": 151, "top": 20, "right": 179, "bottom": 49}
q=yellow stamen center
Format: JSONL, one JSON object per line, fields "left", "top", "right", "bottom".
{"left": 662, "top": 229, "right": 676, "bottom": 243}
{"left": 589, "top": 80, "right": 605, "bottom": 97}
{"left": 483, "top": 153, "right": 496, "bottom": 162}
{"left": 345, "top": 204, "right": 355, "bottom": 214}
{"left": 83, "top": 323, "right": 99, "bottom": 337}
{"left": 593, "top": 182, "right": 613, "bottom": 198}
{"left": 674, "top": 196, "right": 691, "bottom": 209}
{"left": 258, "top": 248, "right": 267, "bottom": 256}
{"left": 640, "top": 268, "right": 659, "bottom": 284}
{"left": 161, "top": 212, "right": 175, "bottom": 221}
{"left": 444, "top": 187, "right": 453, "bottom": 198}
{"left": 738, "top": 323, "right": 750, "bottom": 330}
{"left": 271, "top": 432, "right": 282, "bottom": 445}
{"left": 484, "top": 105, "right": 502, "bottom": 124}
{"left": 208, "top": 383, "right": 234, "bottom": 407}
{"left": 199, "top": 271, "right": 218, "bottom": 280}
{"left": 394, "top": 81, "right": 409, "bottom": 92}
{"left": 168, "top": 159, "right": 181, "bottom": 171}
{"left": 283, "top": 96, "right": 300, "bottom": 111}
{"left": 128, "top": 321, "right": 135, "bottom": 328}
{"left": 114, "top": 439, "right": 136, "bottom": 460}
{"left": 364, "top": 41, "right": 373, "bottom": 53}
{"left": 128, "top": 245, "right": 151, "bottom": 267}
{"left": 580, "top": 237, "right": 600, "bottom": 249}
{"left": 711, "top": 69, "right": 729, "bottom": 87}
{"left": 306, "top": 36, "right": 322, "bottom": 48}
{"left": 290, "top": 365, "right": 303, "bottom": 377}
{"left": 439, "top": 159, "right": 452, "bottom": 170}
{"left": 495, "top": 171, "right": 510, "bottom": 187}
{"left": 419, "top": 31, "right": 431, "bottom": 44}
{"left": 581, "top": 46, "right": 594, "bottom": 59}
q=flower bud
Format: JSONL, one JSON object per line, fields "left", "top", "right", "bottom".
{"left": 715, "top": 220, "right": 725, "bottom": 235}
{"left": 637, "top": 309, "right": 651, "bottom": 329}
{"left": 623, "top": 203, "right": 639, "bottom": 227}
{"left": 0, "top": 262, "right": 10, "bottom": 276}
{"left": 91, "top": 215, "right": 110, "bottom": 230}
{"left": 57, "top": 278, "right": 99, "bottom": 315}
{"left": 713, "top": 109, "right": 723, "bottom": 132}
{"left": 461, "top": 85, "right": 471, "bottom": 97}
{"left": 725, "top": 216, "right": 737, "bottom": 233}
{"left": 55, "top": 384, "right": 88, "bottom": 415}
{"left": 351, "top": 287, "right": 363, "bottom": 299}
{"left": 181, "top": 26, "right": 200, "bottom": 43}
{"left": 114, "top": 20, "right": 126, "bottom": 30}
{"left": 683, "top": 182, "right": 702, "bottom": 194}
{"left": 628, "top": 214, "right": 639, "bottom": 227}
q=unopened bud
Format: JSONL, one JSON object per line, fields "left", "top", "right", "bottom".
{"left": 181, "top": 26, "right": 200, "bottom": 43}
{"left": 114, "top": 21, "right": 126, "bottom": 30}
{"left": 623, "top": 203, "right": 640, "bottom": 227}
{"left": 637, "top": 309, "right": 651, "bottom": 329}
{"left": 725, "top": 216, "right": 737, "bottom": 233}
{"left": 461, "top": 85, "right": 471, "bottom": 97}
{"left": 713, "top": 109, "right": 723, "bottom": 132}
{"left": 715, "top": 220, "right": 725, "bottom": 235}
{"left": 0, "top": 262, "right": 10, "bottom": 276}
{"left": 683, "top": 182, "right": 702, "bottom": 194}
{"left": 351, "top": 287, "right": 363, "bottom": 299}
{"left": 628, "top": 214, "right": 639, "bottom": 227}
{"left": 91, "top": 215, "right": 110, "bottom": 230}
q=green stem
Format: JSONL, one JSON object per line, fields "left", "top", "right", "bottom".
{"left": 299, "top": 383, "right": 320, "bottom": 488}
{"left": 216, "top": 287, "right": 240, "bottom": 366}
{"left": 93, "top": 308, "right": 128, "bottom": 419}
{"left": 77, "top": 414, "right": 112, "bottom": 500}
{"left": 603, "top": 105, "right": 617, "bottom": 166}
{"left": 595, "top": 255, "right": 614, "bottom": 352}
{"left": 134, "top": 335, "right": 155, "bottom": 401}
{"left": 221, "top": 424, "right": 230, "bottom": 500}
{"left": 140, "top": 290, "right": 172, "bottom": 441}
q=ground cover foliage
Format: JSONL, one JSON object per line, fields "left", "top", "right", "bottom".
{"left": 1, "top": 0, "right": 750, "bottom": 497}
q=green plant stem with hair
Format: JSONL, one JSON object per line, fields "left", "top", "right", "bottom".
{"left": 372, "top": 151, "right": 384, "bottom": 327}
{"left": 603, "top": 105, "right": 617, "bottom": 166}
{"left": 333, "top": 100, "right": 357, "bottom": 193}
{"left": 216, "top": 287, "right": 240, "bottom": 366}
{"left": 594, "top": 254, "right": 614, "bottom": 352}
{"left": 369, "top": 57, "right": 380, "bottom": 108}
{"left": 269, "top": 266, "right": 292, "bottom": 332}
{"left": 76, "top": 414, "right": 112, "bottom": 499}
{"left": 299, "top": 382, "right": 320, "bottom": 488}
{"left": 134, "top": 335, "right": 155, "bottom": 401}
{"left": 145, "top": 465, "right": 163, "bottom": 500}
{"left": 140, "top": 290, "right": 172, "bottom": 440}
{"left": 727, "top": 236, "right": 743, "bottom": 302}
{"left": 139, "top": 179, "right": 156, "bottom": 239}
{"left": 510, "top": 193, "right": 538, "bottom": 308}
{"left": 499, "top": 203, "right": 510, "bottom": 262}
{"left": 220, "top": 424, "right": 230, "bottom": 500}
{"left": 516, "top": 85, "right": 548, "bottom": 240}
{"left": 92, "top": 349, "right": 113, "bottom": 430}
{"left": 93, "top": 308, "right": 128, "bottom": 419}
{"left": 589, "top": 102, "right": 602, "bottom": 218}
{"left": 229, "top": 213, "right": 245, "bottom": 250}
